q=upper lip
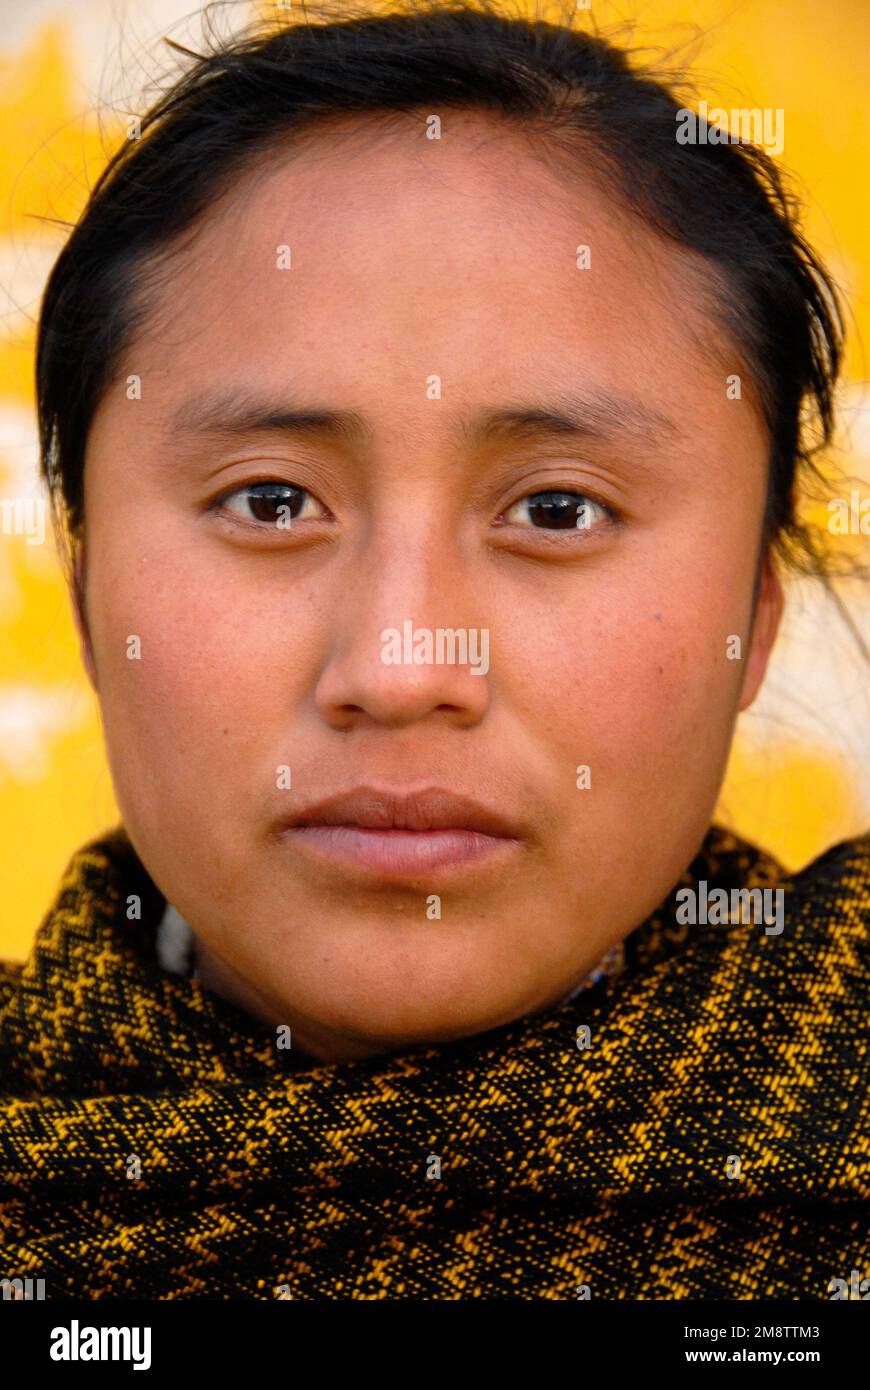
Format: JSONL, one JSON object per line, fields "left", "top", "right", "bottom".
{"left": 275, "top": 786, "right": 523, "bottom": 838}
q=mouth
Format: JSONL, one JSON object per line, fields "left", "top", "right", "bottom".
{"left": 271, "top": 786, "right": 525, "bottom": 882}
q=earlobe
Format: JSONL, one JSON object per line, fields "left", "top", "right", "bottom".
{"left": 70, "top": 543, "right": 98, "bottom": 691}
{"left": 738, "top": 555, "right": 784, "bottom": 712}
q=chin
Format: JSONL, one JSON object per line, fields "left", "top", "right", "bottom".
{"left": 299, "top": 979, "right": 526, "bottom": 1057}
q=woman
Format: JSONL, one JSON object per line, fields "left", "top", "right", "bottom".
{"left": 1, "top": 1, "right": 867, "bottom": 1300}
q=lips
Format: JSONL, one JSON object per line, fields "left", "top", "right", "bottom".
{"left": 272, "top": 786, "right": 524, "bottom": 879}
{"left": 280, "top": 786, "right": 521, "bottom": 837}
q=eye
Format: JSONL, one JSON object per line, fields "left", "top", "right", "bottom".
{"left": 216, "top": 481, "right": 329, "bottom": 528}
{"left": 501, "top": 490, "right": 613, "bottom": 531}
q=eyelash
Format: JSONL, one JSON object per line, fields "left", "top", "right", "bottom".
{"left": 210, "top": 479, "right": 620, "bottom": 536}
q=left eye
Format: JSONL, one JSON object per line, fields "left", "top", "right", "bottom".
{"left": 218, "top": 482, "right": 327, "bottom": 526}
{"left": 503, "top": 491, "right": 609, "bottom": 530}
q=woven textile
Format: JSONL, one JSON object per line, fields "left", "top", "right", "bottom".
{"left": 0, "top": 823, "right": 867, "bottom": 1300}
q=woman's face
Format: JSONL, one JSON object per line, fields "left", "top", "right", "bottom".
{"left": 78, "top": 113, "right": 782, "bottom": 1060}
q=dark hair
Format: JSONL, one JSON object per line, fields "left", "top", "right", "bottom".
{"left": 34, "top": 0, "right": 862, "bottom": 631}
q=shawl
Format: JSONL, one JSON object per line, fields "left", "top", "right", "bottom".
{"left": 0, "top": 822, "right": 868, "bottom": 1301}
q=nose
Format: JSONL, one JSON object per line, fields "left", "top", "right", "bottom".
{"left": 313, "top": 524, "right": 491, "bottom": 732}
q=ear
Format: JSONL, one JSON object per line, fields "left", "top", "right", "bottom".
{"left": 738, "top": 553, "right": 783, "bottom": 712}
{"left": 70, "top": 542, "right": 98, "bottom": 691}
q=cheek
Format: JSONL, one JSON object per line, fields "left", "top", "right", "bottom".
{"left": 501, "top": 560, "right": 746, "bottom": 798}
{"left": 84, "top": 539, "right": 323, "bottom": 830}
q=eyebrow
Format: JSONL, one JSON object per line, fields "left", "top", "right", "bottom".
{"left": 168, "top": 387, "right": 368, "bottom": 447}
{"left": 166, "top": 385, "right": 680, "bottom": 451}
{"left": 462, "top": 391, "right": 680, "bottom": 449}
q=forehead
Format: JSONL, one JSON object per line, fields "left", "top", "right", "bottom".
{"left": 112, "top": 109, "right": 739, "bottom": 431}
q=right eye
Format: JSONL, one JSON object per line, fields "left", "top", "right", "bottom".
{"left": 216, "top": 481, "right": 329, "bottom": 528}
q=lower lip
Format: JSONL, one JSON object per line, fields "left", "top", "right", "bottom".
{"left": 276, "top": 825, "right": 521, "bottom": 878}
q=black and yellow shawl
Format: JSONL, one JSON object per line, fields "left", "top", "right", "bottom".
{"left": 1, "top": 823, "right": 868, "bottom": 1300}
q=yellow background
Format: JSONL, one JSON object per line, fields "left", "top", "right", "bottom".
{"left": 1, "top": 0, "right": 868, "bottom": 958}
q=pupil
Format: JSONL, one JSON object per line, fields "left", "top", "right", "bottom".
{"left": 248, "top": 484, "right": 303, "bottom": 524}
{"left": 527, "top": 491, "right": 584, "bottom": 529}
